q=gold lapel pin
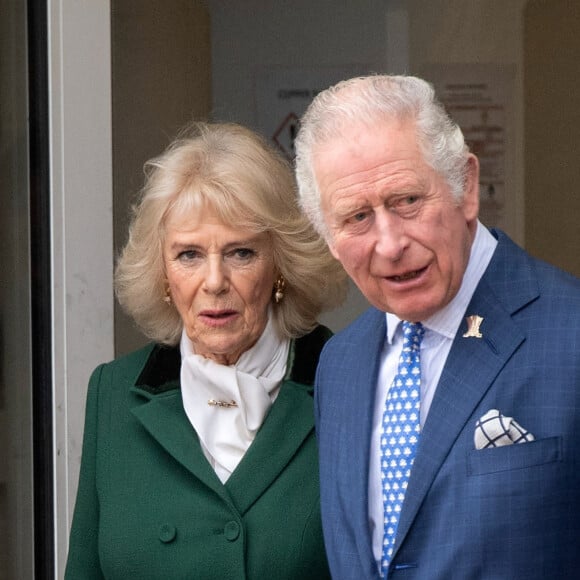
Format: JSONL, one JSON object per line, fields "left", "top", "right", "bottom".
{"left": 463, "top": 315, "right": 484, "bottom": 338}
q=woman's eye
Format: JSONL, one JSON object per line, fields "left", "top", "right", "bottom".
{"left": 177, "top": 249, "right": 201, "bottom": 262}
{"left": 230, "top": 248, "right": 255, "bottom": 260}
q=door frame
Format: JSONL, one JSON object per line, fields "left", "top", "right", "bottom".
{"left": 47, "top": 0, "right": 115, "bottom": 577}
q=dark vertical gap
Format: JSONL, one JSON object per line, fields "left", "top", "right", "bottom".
{"left": 28, "top": 0, "right": 54, "bottom": 577}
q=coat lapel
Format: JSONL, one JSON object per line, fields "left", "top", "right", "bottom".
{"left": 130, "top": 389, "right": 230, "bottom": 500}
{"left": 392, "top": 231, "right": 539, "bottom": 559}
{"left": 129, "top": 345, "right": 231, "bottom": 503}
{"left": 227, "top": 325, "right": 332, "bottom": 513}
{"left": 128, "top": 326, "right": 331, "bottom": 515}
{"left": 131, "top": 378, "right": 316, "bottom": 513}
{"left": 225, "top": 380, "right": 315, "bottom": 514}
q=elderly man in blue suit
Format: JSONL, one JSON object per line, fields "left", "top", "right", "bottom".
{"left": 294, "top": 75, "right": 580, "bottom": 579}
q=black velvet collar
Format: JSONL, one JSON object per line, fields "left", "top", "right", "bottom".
{"left": 135, "top": 325, "right": 332, "bottom": 395}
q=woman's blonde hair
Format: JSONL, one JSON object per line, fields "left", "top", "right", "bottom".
{"left": 116, "top": 122, "right": 346, "bottom": 345}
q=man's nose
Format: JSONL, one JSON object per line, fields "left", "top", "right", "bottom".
{"left": 373, "top": 209, "right": 407, "bottom": 261}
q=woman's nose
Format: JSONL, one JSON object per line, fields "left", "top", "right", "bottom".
{"left": 202, "top": 256, "right": 229, "bottom": 294}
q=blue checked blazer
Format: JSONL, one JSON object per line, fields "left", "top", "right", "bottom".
{"left": 315, "top": 229, "right": 580, "bottom": 579}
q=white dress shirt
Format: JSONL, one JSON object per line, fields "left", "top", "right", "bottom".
{"left": 369, "top": 221, "right": 497, "bottom": 567}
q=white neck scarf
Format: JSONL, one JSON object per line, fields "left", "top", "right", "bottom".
{"left": 180, "top": 311, "right": 290, "bottom": 482}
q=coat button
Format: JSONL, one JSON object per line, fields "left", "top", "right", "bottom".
{"left": 158, "top": 523, "right": 177, "bottom": 543}
{"left": 224, "top": 521, "right": 240, "bottom": 541}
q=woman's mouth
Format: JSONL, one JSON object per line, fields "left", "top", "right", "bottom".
{"left": 199, "top": 309, "right": 238, "bottom": 325}
{"left": 202, "top": 310, "right": 235, "bottom": 318}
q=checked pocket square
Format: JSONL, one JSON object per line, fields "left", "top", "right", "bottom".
{"left": 474, "top": 409, "right": 535, "bottom": 450}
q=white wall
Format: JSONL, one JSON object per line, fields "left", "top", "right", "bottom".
{"left": 208, "top": 0, "right": 395, "bottom": 330}
{"left": 409, "top": 0, "right": 527, "bottom": 246}
{"left": 209, "top": 0, "right": 391, "bottom": 127}
{"left": 49, "top": 0, "right": 114, "bottom": 576}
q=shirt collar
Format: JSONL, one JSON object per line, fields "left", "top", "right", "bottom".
{"left": 386, "top": 220, "right": 497, "bottom": 343}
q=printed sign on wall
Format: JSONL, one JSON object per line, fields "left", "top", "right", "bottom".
{"left": 421, "top": 64, "right": 516, "bottom": 230}
{"left": 254, "top": 66, "right": 378, "bottom": 160}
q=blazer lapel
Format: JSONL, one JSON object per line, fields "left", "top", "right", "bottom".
{"left": 340, "top": 309, "right": 387, "bottom": 573}
{"left": 392, "top": 231, "right": 539, "bottom": 558}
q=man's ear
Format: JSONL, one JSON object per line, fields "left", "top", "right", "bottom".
{"left": 462, "top": 154, "right": 480, "bottom": 222}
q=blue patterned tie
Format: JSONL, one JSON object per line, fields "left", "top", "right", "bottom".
{"left": 380, "top": 321, "right": 424, "bottom": 576}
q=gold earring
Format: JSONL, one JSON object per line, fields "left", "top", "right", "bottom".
{"left": 274, "top": 276, "right": 285, "bottom": 304}
{"left": 163, "top": 285, "right": 172, "bottom": 305}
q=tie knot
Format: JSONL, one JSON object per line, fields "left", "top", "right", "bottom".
{"left": 402, "top": 321, "right": 424, "bottom": 350}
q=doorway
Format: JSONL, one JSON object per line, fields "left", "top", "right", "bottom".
{"left": 0, "top": 0, "right": 53, "bottom": 578}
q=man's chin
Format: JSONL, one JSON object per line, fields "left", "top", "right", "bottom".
{"left": 370, "top": 298, "right": 441, "bottom": 322}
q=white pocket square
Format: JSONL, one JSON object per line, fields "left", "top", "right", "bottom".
{"left": 474, "top": 409, "right": 535, "bottom": 450}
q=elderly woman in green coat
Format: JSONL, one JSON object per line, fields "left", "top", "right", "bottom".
{"left": 64, "top": 122, "right": 346, "bottom": 579}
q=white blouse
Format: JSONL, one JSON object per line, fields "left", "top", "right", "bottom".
{"left": 180, "top": 311, "right": 290, "bottom": 483}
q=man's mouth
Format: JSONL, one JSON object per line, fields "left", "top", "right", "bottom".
{"left": 389, "top": 268, "right": 426, "bottom": 282}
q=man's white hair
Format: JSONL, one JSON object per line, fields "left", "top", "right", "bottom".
{"left": 294, "top": 74, "right": 470, "bottom": 238}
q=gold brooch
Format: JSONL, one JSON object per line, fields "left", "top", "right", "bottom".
{"left": 463, "top": 315, "right": 484, "bottom": 338}
{"left": 207, "top": 399, "right": 238, "bottom": 408}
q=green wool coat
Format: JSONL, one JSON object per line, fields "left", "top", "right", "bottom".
{"left": 65, "top": 326, "right": 332, "bottom": 580}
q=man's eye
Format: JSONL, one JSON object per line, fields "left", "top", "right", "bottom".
{"left": 348, "top": 211, "right": 369, "bottom": 224}
{"left": 392, "top": 194, "right": 422, "bottom": 217}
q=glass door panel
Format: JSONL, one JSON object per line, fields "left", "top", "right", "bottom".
{"left": 0, "top": 0, "right": 34, "bottom": 578}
